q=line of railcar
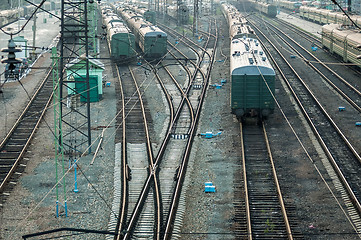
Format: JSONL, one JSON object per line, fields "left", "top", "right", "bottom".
{"left": 322, "top": 24, "right": 361, "bottom": 68}
{"left": 247, "top": 0, "right": 278, "bottom": 18}
{"left": 300, "top": 6, "right": 361, "bottom": 25}
{"left": 275, "top": 0, "right": 303, "bottom": 12}
{"left": 101, "top": 4, "right": 136, "bottom": 61}
{"left": 166, "top": 4, "right": 190, "bottom": 25}
{"left": 116, "top": 7, "right": 167, "bottom": 59}
{"left": 222, "top": 3, "right": 276, "bottom": 120}
{"left": 116, "top": 3, "right": 157, "bottom": 24}
{"left": 221, "top": 3, "right": 256, "bottom": 40}
{"left": 0, "top": 1, "right": 60, "bottom": 28}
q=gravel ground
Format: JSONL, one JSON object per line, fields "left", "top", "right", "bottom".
{"left": 1, "top": 7, "right": 361, "bottom": 240}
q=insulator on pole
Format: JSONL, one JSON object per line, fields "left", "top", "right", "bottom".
{"left": 1, "top": 38, "right": 22, "bottom": 71}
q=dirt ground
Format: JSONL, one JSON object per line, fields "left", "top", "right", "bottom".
{"left": 1, "top": 8, "right": 361, "bottom": 240}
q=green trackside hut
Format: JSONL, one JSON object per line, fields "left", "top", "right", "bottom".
{"left": 13, "top": 36, "right": 28, "bottom": 59}
{"left": 66, "top": 56, "right": 105, "bottom": 102}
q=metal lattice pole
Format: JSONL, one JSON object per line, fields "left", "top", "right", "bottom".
{"left": 53, "top": 0, "right": 92, "bottom": 216}
{"left": 52, "top": 47, "right": 67, "bottom": 217}
{"left": 59, "top": 0, "right": 92, "bottom": 156}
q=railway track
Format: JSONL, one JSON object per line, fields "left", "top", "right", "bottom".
{"left": 163, "top": 18, "right": 218, "bottom": 240}
{"left": 0, "top": 64, "right": 53, "bottom": 206}
{"left": 103, "top": 14, "right": 219, "bottom": 239}
{"left": 253, "top": 16, "right": 361, "bottom": 113}
{"left": 238, "top": 121, "right": 299, "bottom": 239}
{"left": 271, "top": 16, "right": 361, "bottom": 76}
{"left": 110, "top": 63, "right": 159, "bottom": 240}
{"left": 251, "top": 18, "right": 361, "bottom": 235}
{"left": 118, "top": 18, "right": 218, "bottom": 240}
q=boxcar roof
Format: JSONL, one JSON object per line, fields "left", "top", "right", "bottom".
{"left": 230, "top": 37, "right": 275, "bottom": 76}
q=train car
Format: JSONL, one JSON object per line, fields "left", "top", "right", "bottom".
{"left": 0, "top": 9, "right": 21, "bottom": 27}
{"left": 166, "top": 4, "right": 189, "bottom": 24}
{"left": 107, "top": 20, "right": 136, "bottom": 60}
{"left": 118, "top": 8, "right": 167, "bottom": 58}
{"left": 253, "top": 1, "right": 278, "bottom": 18}
{"left": 322, "top": 24, "right": 361, "bottom": 67}
{"left": 101, "top": 6, "right": 136, "bottom": 60}
{"left": 300, "top": 6, "right": 361, "bottom": 25}
{"left": 230, "top": 37, "right": 275, "bottom": 119}
{"left": 144, "top": 10, "right": 157, "bottom": 24}
{"left": 0, "top": 2, "right": 60, "bottom": 28}
{"left": 221, "top": 3, "right": 256, "bottom": 39}
{"left": 276, "top": 0, "right": 302, "bottom": 12}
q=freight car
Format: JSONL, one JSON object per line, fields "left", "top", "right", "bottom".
{"left": 252, "top": 1, "right": 278, "bottom": 18}
{"left": 0, "top": 2, "right": 60, "bottom": 28}
{"left": 166, "top": 4, "right": 189, "bottom": 24}
{"left": 276, "top": 0, "right": 302, "bottom": 12}
{"left": 101, "top": 7, "right": 136, "bottom": 60}
{"left": 221, "top": 3, "right": 256, "bottom": 39}
{"left": 300, "top": 6, "right": 361, "bottom": 25}
{"left": 117, "top": 8, "right": 167, "bottom": 59}
{"left": 322, "top": 24, "right": 361, "bottom": 68}
{"left": 230, "top": 37, "right": 275, "bottom": 119}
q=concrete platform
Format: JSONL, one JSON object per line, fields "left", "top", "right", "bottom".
{"left": 0, "top": 10, "right": 60, "bottom": 80}
{"left": 277, "top": 10, "right": 323, "bottom": 38}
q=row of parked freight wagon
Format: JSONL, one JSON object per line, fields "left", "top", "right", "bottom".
{"left": 100, "top": 3, "right": 168, "bottom": 61}
{"left": 221, "top": 3, "right": 276, "bottom": 120}
{"left": 250, "top": 0, "right": 361, "bottom": 68}
{"left": 0, "top": 1, "right": 60, "bottom": 27}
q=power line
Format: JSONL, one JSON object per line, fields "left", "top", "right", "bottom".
{"left": 0, "top": 0, "right": 47, "bottom": 36}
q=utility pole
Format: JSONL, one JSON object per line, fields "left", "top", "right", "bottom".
{"left": 32, "top": 11, "right": 37, "bottom": 61}
{"left": 53, "top": 0, "right": 93, "bottom": 217}
{"left": 193, "top": 0, "right": 198, "bottom": 36}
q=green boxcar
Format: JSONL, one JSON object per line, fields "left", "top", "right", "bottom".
{"left": 144, "top": 11, "right": 156, "bottom": 24}
{"left": 143, "top": 32, "right": 168, "bottom": 58}
{"left": 230, "top": 38, "right": 275, "bottom": 119}
{"left": 267, "top": 5, "right": 278, "bottom": 18}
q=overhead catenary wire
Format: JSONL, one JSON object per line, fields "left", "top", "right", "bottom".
{"left": 6, "top": 48, "right": 170, "bottom": 240}
{"left": 235, "top": 2, "right": 361, "bottom": 235}
{"left": 0, "top": 0, "right": 47, "bottom": 36}
{"left": 251, "top": 22, "right": 361, "bottom": 237}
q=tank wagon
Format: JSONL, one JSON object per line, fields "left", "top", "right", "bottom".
{"left": 117, "top": 8, "right": 167, "bottom": 59}
{"left": 322, "top": 24, "right": 361, "bottom": 68}
{"left": 221, "top": 3, "right": 256, "bottom": 39}
{"left": 230, "top": 37, "right": 275, "bottom": 119}
{"left": 300, "top": 6, "right": 361, "bottom": 25}
{"left": 101, "top": 6, "right": 136, "bottom": 60}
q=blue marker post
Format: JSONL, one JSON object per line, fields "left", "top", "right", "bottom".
{"left": 56, "top": 200, "right": 59, "bottom": 218}
{"left": 56, "top": 200, "right": 68, "bottom": 217}
{"left": 74, "top": 158, "right": 79, "bottom": 193}
{"left": 64, "top": 201, "right": 68, "bottom": 217}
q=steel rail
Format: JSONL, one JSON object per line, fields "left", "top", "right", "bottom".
{"left": 258, "top": 17, "right": 361, "bottom": 111}
{"left": 240, "top": 122, "right": 252, "bottom": 240}
{"left": 252, "top": 22, "right": 361, "bottom": 215}
{"left": 251, "top": 19, "right": 361, "bottom": 165}
{"left": 263, "top": 122, "right": 293, "bottom": 240}
{"left": 129, "top": 66, "right": 161, "bottom": 239}
{"left": 0, "top": 64, "right": 53, "bottom": 193}
{"left": 122, "top": 19, "right": 216, "bottom": 238}
{"left": 122, "top": 34, "right": 202, "bottom": 239}
{"left": 163, "top": 18, "right": 218, "bottom": 240}
{"left": 274, "top": 17, "right": 322, "bottom": 47}
{"left": 115, "top": 64, "right": 128, "bottom": 237}
{"left": 241, "top": 122, "right": 294, "bottom": 239}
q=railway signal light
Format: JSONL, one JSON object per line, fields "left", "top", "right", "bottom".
{"left": 1, "top": 38, "right": 22, "bottom": 71}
